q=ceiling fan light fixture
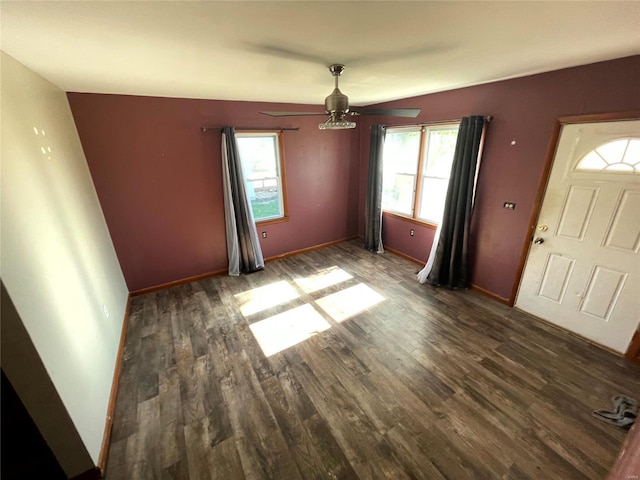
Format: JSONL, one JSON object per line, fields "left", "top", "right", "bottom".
{"left": 318, "top": 119, "right": 357, "bottom": 130}
{"left": 318, "top": 113, "right": 356, "bottom": 130}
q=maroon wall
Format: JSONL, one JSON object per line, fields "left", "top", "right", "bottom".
{"left": 381, "top": 215, "right": 436, "bottom": 263}
{"left": 68, "top": 94, "right": 359, "bottom": 291}
{"left": 69, "top": 56, "right": 639, "bottom": 298}
{"left": 358, "top": 55, "right": 640, "bottom": 302}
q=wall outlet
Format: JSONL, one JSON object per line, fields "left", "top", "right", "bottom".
{"left": 503, "top": 202, "right": 516, "bottom": 210}
{"left": 261, "top": 231, "right": 267, "bottom": 238}
{"left": 410, "top": 229, "right": 415, "bottom": 236}
{"left": 103, "top": 304, "right": 109, "bottom": 318}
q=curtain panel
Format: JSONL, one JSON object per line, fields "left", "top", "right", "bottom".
{"left": 221, "top": 126, "right": 265, "bottom": 275}
{"left": 364, "top": 125, "right": 386, "bottom": 253}
{"left": 418, "top": 115, "right": 485, "bottom": 288}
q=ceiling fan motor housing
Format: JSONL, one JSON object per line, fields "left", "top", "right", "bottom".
{"left": 325, "top": 88, "right": 350, "bottom": 114}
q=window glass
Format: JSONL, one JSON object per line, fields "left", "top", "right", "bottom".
{"left": 382, "top": 124, "right": 459, "bottom": 224}
{"left": 381, "top": 128, "right": 421, "bottom": 215}
{"left": 236, "top": 132, "right": 286, "bottom": 221}
{"left": 418, "top": 126, "right": 459, "bottom": 222}
{"left": 578, "top": 152, "right": 607, "bottom": 170}
{"left": 623, "top": 140, "right": 640, "bottom": 166}
{"left": 575, "top": 138, "right": 640, "bottom": 173}
{"left": 418, "top": 177, "right": 449, "bottom": 224}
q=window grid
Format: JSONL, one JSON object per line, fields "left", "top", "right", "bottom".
{"left": 575, "top": 138, "right": 640, "bottom": 173}
{"left": 411, "top": 128, "right": 429, "bottom": 219}
{"left": 382, "top": 123, "right": 459, "bottom": 225}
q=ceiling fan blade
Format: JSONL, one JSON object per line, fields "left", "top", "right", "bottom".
{"left": 242, "top": 41, "right": 451, "bottom": 69}
{"left": 245, "top": 43, "right": 330, "bottom": 65}
{"left": 260, "top": 111, "right": 327, "bottom": 117}
{"left": 355, "top": 108, "right": 421, "bottom": 118}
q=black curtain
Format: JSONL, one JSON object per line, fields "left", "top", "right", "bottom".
{"left": 221, "top": 126, "right": 264, "bottom": 275}
{"left": 364, "top": 125, "right": 386, "bottom": 252}
{"left": 426, "top": 116, "right": 485, "bottom": 288}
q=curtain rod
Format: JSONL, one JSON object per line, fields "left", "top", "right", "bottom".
{"left": 201, "top": 126, "right": 299, "bottom": 133}
{"left": 382, "top": 115, "right": 493, "bottom": 129}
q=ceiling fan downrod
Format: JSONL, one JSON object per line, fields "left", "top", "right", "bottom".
{"left": 325, "top": 64, "right": 349, "bottom": 115}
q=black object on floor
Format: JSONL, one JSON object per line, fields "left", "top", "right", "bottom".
{"left": 592, "top": 395, "right": 638, "bottom": 428}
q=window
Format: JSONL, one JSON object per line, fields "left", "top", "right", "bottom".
{"left": 382, "top": 124, "right": 459, "bottom": 224}
{"left": 575, "top": 138, "right": 640, "bottom": 173}
{"left": 236, "top": 131, "right": 287, "bottom": 222}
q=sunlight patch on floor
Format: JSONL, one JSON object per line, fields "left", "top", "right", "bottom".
{"left": 293, "top": 266, "right": 353, "bottom": 293}
{"left": 249, "top": 304, "right": 331, "bottom": 357}
{"left": 315, "top": 283, "right": 385, "bottom": 323}
{"left": 234, "top": 280, "right": 299, "bottom": 317}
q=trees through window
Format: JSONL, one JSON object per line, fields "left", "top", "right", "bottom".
{"left": 382, "top": 124, "right": 459, "bottom": 224}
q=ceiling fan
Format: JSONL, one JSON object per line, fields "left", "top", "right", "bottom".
{"left": 260, "top": 64, "right": 421, "bottom": 130}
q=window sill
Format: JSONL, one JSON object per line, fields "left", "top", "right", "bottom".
{"left": 256, "top": 216, "right": 289, "bottom": 227}
{"left": 383, "top": 211, "right": 438, "bottom": 230}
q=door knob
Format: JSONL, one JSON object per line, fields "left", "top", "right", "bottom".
{"left": 533, "top": 237, "right": 545, "bottom": 244}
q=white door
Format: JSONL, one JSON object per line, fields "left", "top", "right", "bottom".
{"left": 516, "top": 119, "right": 640, "bottom": 354}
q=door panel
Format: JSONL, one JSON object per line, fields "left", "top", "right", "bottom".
{"left": 579, "top": 266, "right": 627, "bottom": 320}
{"left": 556, "top": 186, "right": 598, "bottom": 240}
{"left": 603, "top": 190, "right": 640, "bottom": 251}
{"left": 516, "top": 119, "right": 640, "bottom": 353}
{"left": 538, "top": 254, "right": 575, "bottom": 302}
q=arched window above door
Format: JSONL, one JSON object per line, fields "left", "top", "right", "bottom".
{"left": 575, "top": 138, "right": 640, "bottom": 173}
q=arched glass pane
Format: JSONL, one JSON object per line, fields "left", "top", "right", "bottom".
{"left": 622, "top": 139, "right": 640, "bottom": 168}
{"left": 577, "top": 152, "right": 607, "bottom": 170}
{"left": 576, "top": 138, "right": 640, "bottom": 174}
{"left": 596, "top": 139, "right": 627, "bottom": 164}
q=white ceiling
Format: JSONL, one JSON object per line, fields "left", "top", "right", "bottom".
{"left": 2, "top": 1, "right": 639, "bottom": 107}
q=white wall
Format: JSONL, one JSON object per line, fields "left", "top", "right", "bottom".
{"left": 1, "top": 52, "right": 129, "bottom": 470}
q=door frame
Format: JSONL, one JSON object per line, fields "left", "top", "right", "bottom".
{"left": 510, "top": 111, "right": 640, "bottom": 354}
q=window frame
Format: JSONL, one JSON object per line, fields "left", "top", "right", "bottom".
{"left": 235, "top": 130, "right": 289, "bottom": 225}
{"left": 382, "top": 122, "right": 460, "bottom": 227}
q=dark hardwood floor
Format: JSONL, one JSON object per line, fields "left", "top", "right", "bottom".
{"left": 105, "top": 240, "right": 640, "bottom": 479}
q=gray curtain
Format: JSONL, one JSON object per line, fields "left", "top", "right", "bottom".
{"left": 221, "top": 126, "right": 265, "bottom": 275}
{"left": 421, "top": 116, "right": 485, "bottom": 288}
{"left": 364, "top": 125, "right": 386, "bottom": 253}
